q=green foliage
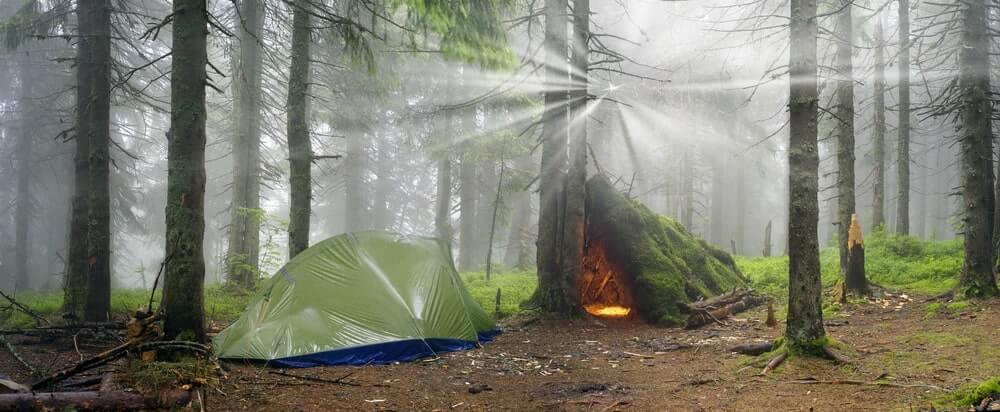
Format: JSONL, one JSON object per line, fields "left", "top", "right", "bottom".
{"left": 391, "top": 0, "right": 516, "bottom": 69}
{"left": 942, "top": 377, "right": 1000, "bottom": 408}
{"left": 926, "top": 300, "right": 971, "bottom": 318}
{"left": 0, "top": 0, "right": 69, "bottom": 51}
{"left": 461, "top": 270, "right": 536, "bottom": 317}
{"left": 736, "top": 229, "right": 962, "bottom": 299}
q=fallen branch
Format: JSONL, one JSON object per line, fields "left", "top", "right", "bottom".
{"left": 0, "top": 389, "right": 193, "bottom": 410}
{"left": 684, "top": 289, "right": 767, "bottom": 329}
{"left": 786, "top": 378, "right": 946, "bottom": 391}
{"left": 0, "top": 336, "right": 37, "bottom": 376}
{"left": 759, "top": 352, "right": 788, "bottom": 375}
{"left": 822, "top": 346, "right": 852, "bottom": 364}
{"left": 0, "top": 289, "right": 49, "bottom": 326}
{"left": 268, "top": 370, "right": 360, "bottom": 387}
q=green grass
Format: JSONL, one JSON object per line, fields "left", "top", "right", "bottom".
{"left": 461, "top": 270, "right": 536, "bottom": 318}
{"left": 736, "top": 229, "right": 962, "bottom": 300}
{"left": 0, "top": 286, "right": 254, "bottom": 329}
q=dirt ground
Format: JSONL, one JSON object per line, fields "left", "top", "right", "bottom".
{"left": 1, "top": 296, "right": 998, "bottom": 411}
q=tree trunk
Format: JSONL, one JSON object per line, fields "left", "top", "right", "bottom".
{"left": 458, "top": 143, "right": 478, "bottom": 271}
{"left": 680, "top": 149, "right": 694, "bottom": 231}
{"left": 163, "top": 0, "right": 208, "bottom": 342}
{"left": 64, "top": 0, "right": 93, "bottom": 318}
{"left": 563, "top": 0, "right": 588, "bottom": 302}
{"left": 84, "top": 0, "right": 112, "bottom": 322}
{"left": 762, "top": 220, "right": 773, "bottom": 257}
{"left": 371, "top": 136, "right": 393, "bottom": 230}
{"left": 786, "top": 0, "right": 827, "bottom": 348}
{"left": 835, "top": 0, "right": 856, "bottom": 280}
{"left": 957, "top": 0, "right": 998, "bottom": 298}
{"left": 14, "top": 52, "right": 32, "bottom": 291}
{"left": 530, "top": 0, "right": 574, "bottom": 314}
{"left": 286, "top": 0, "right": 312, "bottom": 259}
{"left": 896, "top": 0, "right": 910, "bottom": 235}
{"left": 872, "top": 14, "right": 886, "bottom": 229}
{"left": 434, "top": 79, "right": 455, "bottom": 242}
{"left": 343, "top": 133, "right": 366, "bottom": 232}
{"left": 227, "top": 0, "right": 264, "bottom": 288}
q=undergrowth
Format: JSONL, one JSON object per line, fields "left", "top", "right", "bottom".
{"left": 736, "top": 229, "right": 961, "bottom": 300}
{"left": 461, "top": 270, "right": 536, "bottom": 318}
{"left": 939, "top": 377, "right": 1000, "bottom": 408}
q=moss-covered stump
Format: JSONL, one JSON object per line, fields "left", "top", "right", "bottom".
{"left": 583, "top": 176, "right": 748, "bottom": 324}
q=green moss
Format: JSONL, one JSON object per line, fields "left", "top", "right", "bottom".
{"left": 585, "top": 177, "right": 746, "bottom": 324}
{"left": 461, "top": 271, "right": 536, "bottom": 317}
{"left": 942, "top": 377, "right": 1000, "bottom": 407}
{"left": 906, "top": 332, "right": 971, "bottom": 347}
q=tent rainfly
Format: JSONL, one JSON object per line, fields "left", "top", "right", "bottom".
{"left": 213, "top": 232, "right": 499, "bottom": 367}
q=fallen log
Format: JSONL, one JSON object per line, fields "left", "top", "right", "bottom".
{"left": 684, "top": 289, "right": 767, "bottom": 329}
{"left": 0, "top": 389, "right": 193, "bottom": 411}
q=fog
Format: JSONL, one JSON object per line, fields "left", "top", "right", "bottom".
{"left": 0, "top": 0, "right": 970, "bottom": 291}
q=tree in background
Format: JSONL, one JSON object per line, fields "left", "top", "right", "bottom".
{"left": 871, "top": 12, "right": 887, "bottom": 230}
{"left": 227, "top": 0, "right": 264, "bottom": 288}
{"left": 286, "top": 0, "right": 312, "bottom": 259}
{"left": 896, "top": 0, "right": 910, "bottom": 235}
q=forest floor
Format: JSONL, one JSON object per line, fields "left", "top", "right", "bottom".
{"left": 206, "top": 294, "right": 995, "bottom": 411}
{"left": 0, "top": 293, "right": 996, "bottom": 411}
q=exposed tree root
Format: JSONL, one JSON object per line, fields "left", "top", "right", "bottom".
{"left": 729, "top": 342, "right": 774, "bottom": 356}
{"left": 759, "top": 352, "right": 788, "bottom": 376}
{"left": 786, "top": 378, "right": 947, "bottom": 391}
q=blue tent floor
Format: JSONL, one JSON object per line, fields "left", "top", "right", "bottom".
{"left": 228, "top": 330, "right": 502, "bottom": 368}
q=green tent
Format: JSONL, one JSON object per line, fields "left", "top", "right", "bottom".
{"left": 213, "top": 231, "right": 499, "bottom": 367}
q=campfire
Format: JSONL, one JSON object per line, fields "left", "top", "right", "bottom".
{"left": 579, "top": 235, "right": 634, "bottom": 319}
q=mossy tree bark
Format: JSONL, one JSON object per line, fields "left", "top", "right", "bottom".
{"left": 956, "top": 0, "right": 998, "bottom": 298}
{"left": 786, "top": 0, "right": 827, "bottom": 348}
{"left": 871, "top": 15, "right": 886, "bottom": 229}
{"left": 84, "top": 0, "right": 112, "bottom": 322}
{"left": 286, "top": 0, "right": 312, "bottom": 259}
{"left": 163, "top": 0, "right": 208, "bottom": 342}
{"left": 64, "top": 0, "right": 93, "bottom": 318}
{"left": 896, "top": 0, "right": 910, "bottom": 235}
{"left": 834, "top": 0, "right": 856, "bottom": 282}
{"left": 227, "top": 0, "right": 264, "bottom": 288}
{"left": 530, "top": 0, "right": 576, "bottom": 314}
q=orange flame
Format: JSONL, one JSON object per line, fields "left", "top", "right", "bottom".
{"left": 584, "top": 304, "right": 631, "bottom": 318}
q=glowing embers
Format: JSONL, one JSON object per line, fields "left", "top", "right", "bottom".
{"left": 579, "top": 237, "right": 634, "bottom": 319}
{"left": 583, "top": 304, "right": 631, "bottom": 318}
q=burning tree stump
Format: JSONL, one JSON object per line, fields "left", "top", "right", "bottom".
{"left": 582, "top": 177, "right": 749, "bottom": 324}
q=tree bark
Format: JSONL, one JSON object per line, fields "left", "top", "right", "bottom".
{"left": 286, "top": 0, "right": 312, "bottom": 259}
{"left": 163, "top": 0, "right": 208, "bottom": 342}
{"left": 562, "top": 0, "right": 588, "bottom": 302}
{"left": 227, "top": 0, "right": 264, "bottom": 288}
{"left": 64, "top": 1, "right": 93, "bottom": 318}
{"left": 871, "top": 14, "right": 887, "bottom": 229}
{"left": 786, "top": 0, "right": 827, "bottom": 347}
{"left": 834, "top": 0, "right": 856, "bottom": 280}
{"left": 84, "top": 0, "right": 112, "bottom": 322}
{"left": 845, "top": 214, "right": 867, "bottom": 294}
{"left": 896, "top": 0, "right": 910, "bottom": 235}
{"left": 957, "top": 0, "right": 998, "bottom": 298}
{"left": 530, "top": 0, "right": 575, "bottom": 314}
